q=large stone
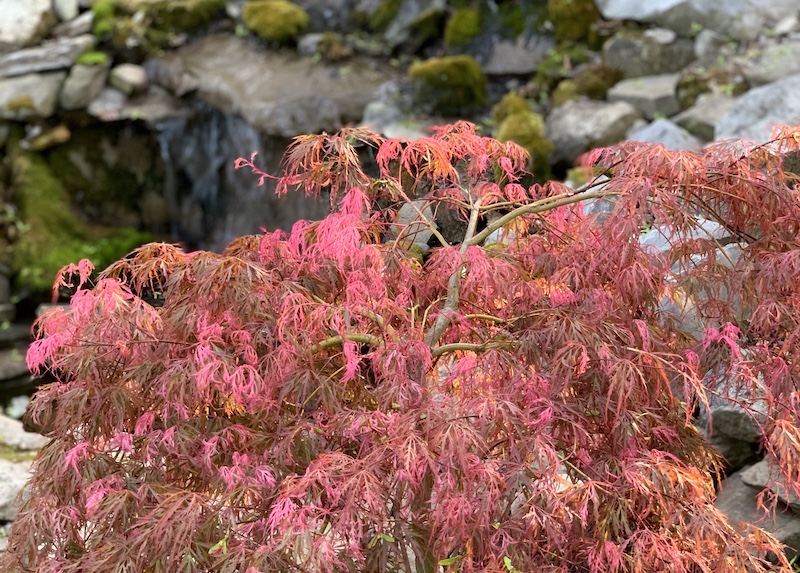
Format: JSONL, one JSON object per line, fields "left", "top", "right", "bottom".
{"left": 603, "top": 28, "right": 695, "bottom": 78}
{"left": 743, "top": 41, "right": 800, "bottom": 87}
{"left": 715, "top": 73, "right": 800, "bottom": 142}
{"left": 626, "top": 118, "right": 703, "bottom": 151}
{"left": 0, "top": 34, "right": 95, "bottom": 79}
{"left": 673, "top": 93, "right": 736, "bottom": 141}
{"left": 741, "top": 460, "right": 800, "bottom": 513}
{"left": 546, "top": 98, "right": 640, "bottom": 164}
{"left": 54, "top": 0, "right": 80, "bottom": 22}
{"left": 52, "top": 10, "right": 94, "bottom": 38}
{"left": 0, "top": 349, "right": 29, "bottom": 382}
{"left": 87, "top": 86, "right": 182, "bottom": 124}
{"left": 0, "top": 72, "right": 67, "bottom": 120}
{"left": 480, "top": 34, "right": 555, "bottom": 76}
{"left": 60, "top": 61, "right": 112, "bottom": 110}
{"left": 715, "top": 470, "right": 800, "bottom": 559}
{"left": 0, "top": 415, "right": 47, "bottom": 451}
{"left": 383, "top": 0, "right": 446, "bottom": 49}
{"left": 109, "top": 63, "right": 149, "bottom": 96}
{"left": 0, "top": 0, "right": 56, "bottom": 49}
{"left": 595, "top": 0, "right": 799, "bottom": 40}
{"left": 0, "top": 459, "right": 32, "bottom": 521}
{"left": 149, "top": 33, "right": 398, "bottom": 137}
{"left": 608, "top": 73, "right": 680, "bottom": 119}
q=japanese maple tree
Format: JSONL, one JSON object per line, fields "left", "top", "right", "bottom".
{"left": 4, "top": 121, "right": 800, "bottom": 573}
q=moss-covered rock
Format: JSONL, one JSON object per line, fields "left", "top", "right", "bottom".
{"left": 91, "top": 0, "right": 117, "bottom": 38}
{"left": 75, "top": 50, "right": 111, "bottom": 66}
{"left": 316, "top": 32, "right": 352, "bottom": 61}
{"left": 676, "top": 64, "right": 748, "bottom": 109}
{"left": 573, "top": 63, "right": 623, "bottom": 99}
{"left": 444, "top": 7, "right": 481, "bottom": 49}
{"left": 547, "top": 0, "right": 600, "bottom": 45}
{"left": 492, "top": 92, "right": 532, "bottom": 125}
{"left": 367, "top": 0, "right": 402, "bottom": 32}
{"left": 409, "top": 55, "right": 487, "bottom": 116}
{"left": 242, "top": 0, "right": 309, "bottom": 43}
{"left": 10, "top": 146, "right": 151, "bottom": 293}
{"left": 531, "top": 44, "right": 590, "bottom": 95}
{"left": 496, "top": 106, "right": 554, "bottom": 180}
{"left": 145, "top": 0, "right": 226, "bottom": 33}
{"left": 551, "top": 79, "right": 578, "bottom": 107}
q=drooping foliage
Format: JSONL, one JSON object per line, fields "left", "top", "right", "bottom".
{"left": 4, "top": 122, "right": 800, "bottom": 573}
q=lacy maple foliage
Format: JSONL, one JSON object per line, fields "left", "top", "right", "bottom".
{"left": 4, "top": 122, "right": 800, "bottom": 573}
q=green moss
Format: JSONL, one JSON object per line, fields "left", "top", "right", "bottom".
{"left": 10, "top": 149, "right": 150, "bottom": 293}
{"left": 532, "top": 44, "right": 590, "bottom": 94}
{"left": 492, "top": 92, "right": 532, "bottom": 125}
{"left": 409, "top": 55, "right": 487, "bottom": 116}
{"left": 317, "top": 32, "right": 352, "bottom": 61}
{"left": 496, "top": 110, "right": 554, "bottom": 180}
{"left": 551, "top": 79, "right": 578, "bottom": 106}
{"left": 76, "top": 50, "right": 111, "bottom": 66}
{"left": 6, "top": 96, "right": 35, "bottom": 111}
{"left": 547, "top": 0, "right": 600, "bottom": 45}
{"left": 573, "top": 63, "right": 623, "bottom": 99}
{"left": 91, "top": 0, "right": 117, "bottom": 37}
{"left": 242, "top": 0, "right": 309, "bottom": 43}
{"left": 368, "top": 0, "right": 402, "bottom": 31}
{"left": 444, "top": 7, "right": 481, "bottom": 48}
{"left": 0, "top": 442, "right": 37, "bottom": 463}
{"left": 146, "top": 0, "right": 226, "bottom": 33}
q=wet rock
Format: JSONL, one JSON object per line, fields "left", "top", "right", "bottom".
{"left": 0, "top": 35, "right": 95, "bottom": 78}
{"left": 109, "top": 63, "right": 149, "bottom": 96}
{"left": 743, "top": 41, "right": 800, "bottom": 87}
{"left": 595, "top": 0, "right": 798, "bottom": 40}
{"left": 603, "top": 28, "right": 695, "bottom": 79}
{"left": 715, "top": 73, "right": 800, "bottom": 142}
{"left": 0, "top": 72, "right": 67, "bottom": 120}
{"left": 673, "top": 93, "right": 735, "bottom": 140}
{"left": 607, "top": 73, "right": 680, "bottom": 119}
{"left": 150, "top": 33, "right": 398, "bottom": 137}
{"left": 52, "top": 11, "right": 94, "bottom": 38}
{"left": 0, "top": 0, "right": 56, "bottom": 50}
{"left": 87, "top": 86, "right": 182, "bottom": 125}
{"left": 546, "top": 98, "right": 640, "bottom": 164}
{"left": 715, "top": 470, "right": 800, "bottom": 559}
{"left": 627, "top": 118, "right": 703, "bottom": 151}
{"left": 740, "top": 460, "right": 800, "bottom": 513}
{"left": 60, "top": 60, "right": 112, "bottom": 111}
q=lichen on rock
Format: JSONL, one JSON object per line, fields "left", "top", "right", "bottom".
{"left": 242, "top": 0, "right": 309, "bottom": 44}
{"left": 408, "top": 54, "right": 487, "bottom": 116}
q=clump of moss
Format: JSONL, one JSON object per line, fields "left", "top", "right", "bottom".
{"left": 242, "top": 0, "right": 309, "bottom": 43}
{"left": 146, "top": 0, "right": 226, "bottom": 34}
{"left": 531, "top": 44, "right": 590, "bottom": 94}
{"left": 551, "top": 79, "right": 578, "bottom": 106}
{"left": 676, "top": 65, "right": 748, "bottom": 109}
{"left": 10, "top": 148, "right": 150, "bottom": 293}
{"left": 444, "top": 7, "right": 481, "bottom": 48}
{"left": 6, "top": 97, "right": 35, "bottom": 112}
{"left": 368, "top": 0, "right": 402, "bottom": 31}
{"left": 409, "top": 55, "right": 487, "bottom": 116}
{"left": 547, "top": 0, "right": 600, "bottom": 45}
{"left": 573, "top": 63, "right": 623, "bottom": 99}
{"left": 494, "top": 94, "right": 553, "bottom": 179}
{"left": 317, "top": 32, "right": 352, "bottom": 61}
{"left": 91, "top": 0, "right": 117, "bottom": 38}
{"left": 76, "top": 50, "right": 111, "bottom": 66}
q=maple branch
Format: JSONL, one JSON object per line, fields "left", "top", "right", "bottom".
{"left": 424, "top": 199, "right": 483, "bottom": 348}
{"left": 431, "top": 340, "right": 515, "bottom": 358}
{"left": 468, "top": 189, "right": 603, "bottom": 247}
{"left": 309, "top": 333, "right": 382, "bottom": 353}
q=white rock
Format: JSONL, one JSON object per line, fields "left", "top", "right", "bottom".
{"left": 607, "top": 73, "right": 681, "bottom": 119}
{"left": 0, "top": 414, "right": 47, "bottom": 451}
{"left": 59, "top": 60, "right": 112, "bottom": 110}
{"left": 0, "top": 34, "right": 95, "bottom": 79}
{"left": 0, "top": 459, "right": 32, "bottom": 521}
{"left": 743, "top": 41, "right": 800, "bottom": 87}
{"left": 626, "top": 118, "right": 703, "bottom": 151}
{"left": 0, "top": 0, "right": 56, "bottom": 49}
{"left": 715, "top": 73, "right": 800, "bottom": 142}
{"left": 53, "top": 10, "right": 94, "bottom": 38}
{"left": 109, "top": 63, "right": 149, "bottom": 96}
{"left": 54, "top": 0, "right": 80, "bottom": 22}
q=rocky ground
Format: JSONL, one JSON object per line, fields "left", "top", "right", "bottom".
{"left": 2, "top": 0, "right": 800, "bottom": 558}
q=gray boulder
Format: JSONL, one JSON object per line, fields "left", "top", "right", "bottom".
{"left": 60, "top": 60, "right": 112, "bottom": 110}
{"left": 87, "top": 86, "right": 182, "bottom": 124}
{"left": 0, "top": 34, "right": 95, "bottom": 79}
{"left": 0, "top": 460, "right": 32, "bottom": 521}
{"left": 52, "top": 11, "right": 94, "bottom": 38}
{"left": 0, "top": 72, "right": 67, "bottom": 120}
{"left": 109, "top": 63, "right": 149, "bottom": 96}
{"left": 603, "top": 28, "right": 695, "bottom": 78}
{"left": 595, "top": 0, "right": 799, "bottom": 40}
{"left": 743, "top": 41, "right": 800, "bottom": 87}
{"left": 0, "top": 0, "right": 56, "bottom": 49}
{"left": 673, "top": 93, "right": 736, "bottom": 140}
{"left": 546, "top": 98, "right": 640, "bottom": 164}
{"left": 608, "top": 73, "right": 681, "bottom": 119}
{"left": 383, "top": 0, "right": 446, "bottom": 49}
{"left": 741, "top": 460, "right": 800, "bottom": 513}
{"left": 54, "top": 0, "right": 80, "bottom": 22}
{"left": 0, "top": 415, "right": 47, "bottom": 451}
{"left": 715, "top": 73, "right": 800, "bottom": 142}
{"left": 715, "top": 470, "right": 800, "bottom": 560}
{"left": 627, "top": 118, "right": 703, "bottom": 151}
{"left": 480, "top": 34, "right": 555, "bottom": 76}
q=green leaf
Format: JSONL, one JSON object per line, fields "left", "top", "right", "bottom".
{"left": 438, "top": 555, "right": 464, "bottom": 566}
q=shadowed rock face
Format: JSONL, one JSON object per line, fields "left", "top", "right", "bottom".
{"left": 149, "top": 33, "right": 399, "bottom": 138}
